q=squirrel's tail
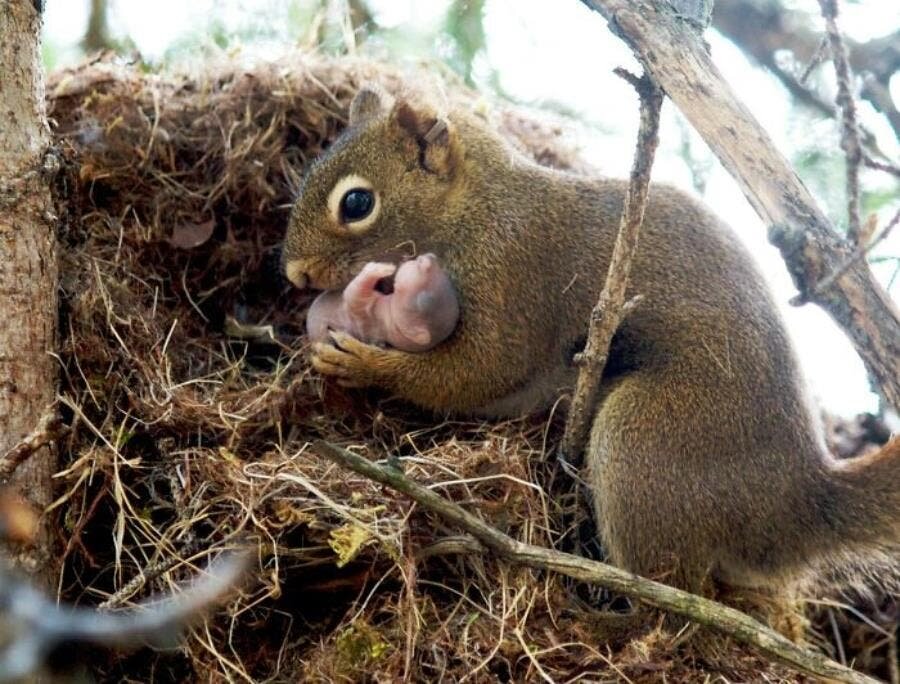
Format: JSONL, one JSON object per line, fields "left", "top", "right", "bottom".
{"left": 812, "top": 435, "right": 900, "bottom": 589}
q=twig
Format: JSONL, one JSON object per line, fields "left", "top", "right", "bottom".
{"left": 799, "top": 35, "right": 829, "bottom": 84}
{"left": 99, "top": 541, "right": 201, "bottom": 610}
{"left": 312, "top": 440, "right": 878, "bottom": 684}
{"left": 863, "top": 153, "right": 900, "bottom": 179}
{"left": 560, "top": 71, "right": 662, "bottom": 460}
{"left": 0, "top": 550, "right": 250, "bottom": 682}
{"left": 819, "top": 0, "right": 863, "bottom": 244}
{"left": 712, "top": 1, "right": 900, "bottom": 157}
{"left": 803, "top": 207, "right": 900, "bottom": 302}
{"left": 0, "top": 409, "right": 68, "bottom": 480}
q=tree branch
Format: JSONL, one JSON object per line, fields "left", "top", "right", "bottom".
{"left": 712, "top": 0, "right": 900, "bottom": 141}
{"left": 561, "top": 70, "right": 661, "bottom": 460}
{"left": 819, "top": 0, "right": 863, "bottom": 244}
{"left": 311, "top": 440, "right": 878, "bottom": 684}
{"left": 580, "top": 0, "right": 900, "bottom": 409}
{"left": 81, "top": 0, "right": 112, "bottom": 53}
{"left": 0, "top": 408, "right": 67, "bottom": 480}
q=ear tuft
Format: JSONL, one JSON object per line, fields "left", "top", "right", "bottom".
{"left": 423, "top": 119, "right": 449, "bottom": 146}
{"left": 391, "top": 101, "right": 457, "bottom": 177}
{"left": 349, "top": 84, "right": 393, "bottom": 126}
{"left": 394, "top": 102, "right": 421, "bottom": 140}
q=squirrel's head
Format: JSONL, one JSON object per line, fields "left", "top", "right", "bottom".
{"left": 282, "top": 84, "right": 463, "bottom": 291}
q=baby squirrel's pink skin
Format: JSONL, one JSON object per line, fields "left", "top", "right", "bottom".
{"left": 306, "top": 253, "right": 459, "bottom": 352}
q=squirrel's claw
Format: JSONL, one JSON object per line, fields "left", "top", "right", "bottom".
{"left": 311, "top": 331, "right": 396, "bottom": 387}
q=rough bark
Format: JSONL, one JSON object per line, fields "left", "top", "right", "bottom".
{"left": 581, "top": 0, "right": 900, "bottom": 409}
{"left": 0, "top": 0, "right": 59, "bottom": 576}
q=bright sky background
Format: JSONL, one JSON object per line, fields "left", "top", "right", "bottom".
{"left": 43, "top": 0, "right": 900, "bottom": 417}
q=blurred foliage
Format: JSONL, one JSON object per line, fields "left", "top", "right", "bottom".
{"left": 46, "top": 1, "right": 495, "bottom": 84}
{"left": 440, "top": 0, "right": 487, "bottom": 86}
{"left": 41, "top": 0, "right": 900, "bottom": 279}
{"left": 42, "top": 41, "right": 59, "bottom": 72}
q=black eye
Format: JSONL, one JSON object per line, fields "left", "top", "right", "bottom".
{"left": 340, "top": 188, "right": 375, "bottom": 222}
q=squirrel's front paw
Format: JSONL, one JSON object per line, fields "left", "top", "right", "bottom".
{"left": 311, "top": 330, "right": 397, "bottom": 388}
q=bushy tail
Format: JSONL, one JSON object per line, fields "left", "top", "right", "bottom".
{"left": 814, "top": 435, "right": 900, "bottom": 590}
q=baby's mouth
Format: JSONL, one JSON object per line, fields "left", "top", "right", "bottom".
{"left": 374, "top": 272, "right": 395, "bottom": 295}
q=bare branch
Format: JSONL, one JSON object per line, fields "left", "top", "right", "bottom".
{"left": 561, "top": 71, "right": 661, "bottom": 459}
{"left": 799, "top": 36, "right": 829, "bottom": 84}
{"left": 99, "top": 545, "right": 199, "bottom": 610}
{"left": 819, "top": 0, "right": 863, "bottom": 244}
{"left": 312, "top": 440, "right": 878, "bottom": 684}
{"left": 863, "top": 152, "right": 900, "bottom": 179}
{"left": 0, "top": 409, "right": 67, "bottom": 480}
{"left": 580, "top": 0, "right": 900, "bottom": 409}
{"left": 805, "top": 208, "right": 900, "bottom": 301}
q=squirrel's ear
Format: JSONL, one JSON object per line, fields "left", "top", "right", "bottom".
{"left": 349, "top": 84, "right": 394, "bottom": 126}
{"left": 393, "top": 101, "right": 458, "bottom": 177}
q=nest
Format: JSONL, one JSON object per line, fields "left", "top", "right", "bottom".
{"left": 44, "top": 53, "right": 895, "bottom": 682}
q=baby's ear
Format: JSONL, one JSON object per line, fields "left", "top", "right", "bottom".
{"left": 349, "top": 84, "right": 395, "bottom": 126}
{"left": 403, "top": 322, "right": 434, "bottom": 348}
{"left": 391, "top": 99, "right": 459, "bottom": 178}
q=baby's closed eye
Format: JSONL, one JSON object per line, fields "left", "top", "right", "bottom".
{"left": 414, "top": 290, "right": 437, "bottom": 312}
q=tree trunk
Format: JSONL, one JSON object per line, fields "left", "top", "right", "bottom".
{"left": 0, "top": 0, "right": 59, "bottom": 577}
{"left": 82, "top": 0, "right": 112, "bottom": 53}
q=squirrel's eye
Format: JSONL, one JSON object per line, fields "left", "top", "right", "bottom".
{"left": 327, "top": 175, "right": 379, "bottom": 233}
{"left": 340, "top": 189, "right": 375, "bottom": 222}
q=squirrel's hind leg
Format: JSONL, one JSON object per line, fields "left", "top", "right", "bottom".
{"left": 585, "top": 372, "right": 719, "bottom": 596}
{"left": 583, "top": 367, "right": 809, "bottom": 596}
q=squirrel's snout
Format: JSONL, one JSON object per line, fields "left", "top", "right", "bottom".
{"left": 283, "top": 260, "right": 309, "bottom": 289}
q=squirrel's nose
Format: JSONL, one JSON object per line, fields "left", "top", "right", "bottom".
{"left": 284, "top": 259, "right": 309, "bottom": 289}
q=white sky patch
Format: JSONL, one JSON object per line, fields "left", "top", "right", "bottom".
{"left": 42, "top": 0, "right": 898, "bottom": 415}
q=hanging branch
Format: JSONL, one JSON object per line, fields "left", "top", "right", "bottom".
{"left": 818, "top": 0, "right": 864, "bottom": 244}
{"left": 561, "top": 71, "right": 662, "bottom": 460}
{"left": 311, "top": 440, "right": 877, "bottom": 684}
{"left": 579, "top": 0, "right": 900, "bottom": 409}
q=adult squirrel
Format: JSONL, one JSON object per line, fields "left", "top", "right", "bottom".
{"left": 283, "top": 84, "right": 900, "bottom": 594}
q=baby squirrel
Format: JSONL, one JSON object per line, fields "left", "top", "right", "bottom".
{"left": 283, "top": 84, "right": 900, "bottom": 593}
{"left": 306, "top": 253, "right": 459, "bottom": 352}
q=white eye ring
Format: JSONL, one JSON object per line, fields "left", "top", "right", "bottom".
{"left": 327, "top": 174, "right": 381, "bottom": 234}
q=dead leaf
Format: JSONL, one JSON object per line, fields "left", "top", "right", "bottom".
{"left": 169, "top": 218, "right": 215, "bottom": 249}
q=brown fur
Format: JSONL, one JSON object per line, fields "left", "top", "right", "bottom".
{"left": 283, "top": 85, "right": 900, "bottom": 595}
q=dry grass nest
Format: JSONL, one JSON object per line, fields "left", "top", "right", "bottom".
{"left": 44, "top": 53, "right": 897, "bottom": 682}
